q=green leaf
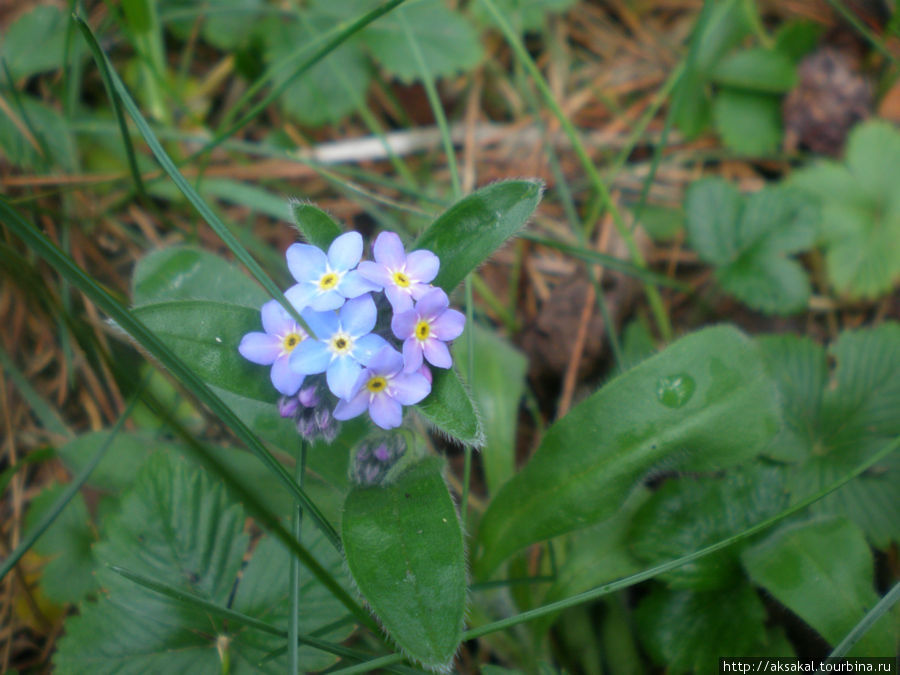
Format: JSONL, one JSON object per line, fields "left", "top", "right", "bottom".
{"left": 291, "top": 202, "right": 343, "bottom": 250}
{"left": 0, "top": 96, "right": 77, "bottom": 171}
{"left": 471, "top": 0, "right": 578, "bottom": 32}
{"left": 0, "top": 6, "right": 69, "bottom": 79}
{"left": 132, "top": 246, "right": 268, "bottom": 308}
{"left": 359, "top": 0, "right": 483, "bottom": 82}
{"left": 710, "top": 48, "right": 796, "bottom": 93}
{"left": 742, "top": 517, "right": 897, "bottom": 656}
{"left": 713, "top": 89, "right": 782, "bottom": 156}
{"left": 415, "top": 180, "right": 543, "bottom": 293}
{"left": 765, "top": 324, "right": 900, "bottom": 548}
{"left": 685, "top": 180, "right": 817, "bottom": 314}
{"left": 636, "top": 583, "right": 774, "bottom": 673}
{"left": 54, "top": 452, "right": 353, "bottom": 672}
{"left": 773, "top": 20, "right": 823, "bottom": 63}
{"left": 629, "top": 465, "right": 788, "bottom": 590}
{"left": 454, "top": 324, "right": 527, "bottom": 493}
{"left": 202, "top": 0, "right": 265, "bottom": 49}
{"left": 415, "top": 367, "right": 484, "bottom": 447}
{"left": 24, "top": 485, "right": 97, "bottom": 605}
{"left": 790, "top": 120, "right": 900, "bottom": 298}
{"left": 474, "top": 325, "right": 781, "bottom": 577}
{"left": 133, "top": 300, "right": 272, "bottom": 402}
{"left": 263, "top": 15, "right": 371, "bottom": 127}
{"left": 692, "top": 0, "right": 751, "bottom": 74}
{"left": 341, "top": 457, "right": 466, "bottom": 670}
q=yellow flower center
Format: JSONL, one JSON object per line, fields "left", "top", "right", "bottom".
{"left": 366, "top": 376, "right": 388, "bottom": 393}
{"left": 330, "top": 333, "right": 353, "bottom": 354}
{"left": 392, "top": 271, "right": 410, "bottom": 288}
{"left": 318, "top": 272, "right": 339, "bottom": 290}
{"left": 415, "top": 320, "right": 431, "bottom": 341}
{"left": 282, "top": 332, "right": 303, "bottom": 353}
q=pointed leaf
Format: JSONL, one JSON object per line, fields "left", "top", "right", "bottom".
{"left": 414, "top": 180, "right": 543, "bottom": 292}
{"left": 474, "top": 325, "right": 780, "bottom": 577}
{"left": 341, "top": 457, "right": 466, "bottom": 670}
{"left": 291, "top": 202, "right": 343, "bottom": 250}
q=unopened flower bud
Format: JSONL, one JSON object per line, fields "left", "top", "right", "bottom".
{"left": 278, "top": 395, "right": 300, "bottom": 418}
{"left": 351, "top": 434, "right": 407, "bottom": 486}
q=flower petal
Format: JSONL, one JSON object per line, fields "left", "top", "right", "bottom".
{"left": 284, "top": 283, "right": 316, "bottom": 312}
{"left": 309, "top": 290, "right": 345, "bottom": 311}
{"left": 373, "top": 231, "right": 406, "bottom": 268}
{"left": 271, "top": 356, "right": 304, "bottom": 396}
{"left": 260, "top": 299, "right": 291, "bottom": 335}
{"left": 354, "top": 333, "right": 389, "bottom": 365}
{"left": 239, "top": 332, "right": 282, "bottom": 365}
{"left": 390, "top": 372, "right": 431, "bottom": 405}
{"left": 391, "top": 308, "right": 418, "bottom": 340}
{"left": 301, "top": 307, "right": 339, "bottom": 339}
{"left": 286, "top": 243, "right": 326, "bottom": 283}
{"left": 384, "top": 285, "right": 414, "bottom": 312}
{"left": 289, "top": 339, "right": 331, "bottom": 374}
{"left": 423, "top": 339, "right": 452, "bottom": 369}
{"left": 357, "top": 261, "right": 392, "bottom": 288}
{"left": 432, "top": 308, "right": 466, "bottom": 341}
{"left": 406, "top": 249, "right": 439, "bottom": 283}
{"left": 340, "top": 294, "right": 377, "bottom": 337}
{"left": 334, "top": 389, "right": 369, "bottom": 420}
{"left": 339, "top": 270, "right": 381, "bottom": 298}
{"left": 402, "top": 337, "right": 423, "bottom": 373}
{"left": 414, "top": 287, "right": 449, "bottom": 319}
{"left": 369, "top": 394, "right": 403, "bottom": 430}
{"left": 327, "top": 231, "right": 363, "bottom": 271}
{"left": 368, "top": 345, "right": 404, "bottom": 375}
{"left": 327, "top": 356, "right": 362, "bottom": 400}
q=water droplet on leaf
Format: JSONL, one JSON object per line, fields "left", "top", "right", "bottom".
{"left": 656, "top": 373, "right": 696, "bottom": 408}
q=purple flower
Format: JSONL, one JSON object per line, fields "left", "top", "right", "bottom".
{"left": 357, "top": 231, "right": 439, "bottom": 312}
{"left": 288, "top": 294, "right": 388, "bottom": 399}
{"left": 392, "top": 287, "right": 465, "bottom": 372}
{"left": 334, "top": 346, "right": 431, "bottom": 430}
{"left": 284, "top": 231, "right": 379, "bottom": 311}
{"left": 238, "top": 299, "right": 308, "bottom": 396}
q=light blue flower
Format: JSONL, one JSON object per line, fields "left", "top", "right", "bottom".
{"left": 285, "top": 231, "right": 379, "bottom": 311}
{"left": 333, "top": 346, "right": 431, "bottom": 430}
{"left": 288, "top": 294, "right": 388, "bottom": 399}
{"left": 238, "top": 299, "right": 308, "bottom": 396}
{"left": 391, "top": 287, "right": 465, "bottom": 372}
{"left": 357, "top": 231, "right": 440, "bottom": 312}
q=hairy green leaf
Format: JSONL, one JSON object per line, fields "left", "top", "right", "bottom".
{"left": 415, "top": 180, "right": 543, "bottom": 292}
{"left": 415, "top": 366, "right": 484, "bottom": 447}
{"left": 291, "top": 202, "right": 343, "bottom": 250}
{"left": 474, "top": 325, "right": 781, "bottom": 577}
{"left": 342, "top": 457, "right": 466, "bottom": 670}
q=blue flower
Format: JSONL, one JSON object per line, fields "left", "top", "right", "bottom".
{"left": 238, "top": 299, "right": 308, "bottom": 395}
{"left": 391, "top": 287, "right": 465, "bottom": 372}
{"left": 284, "top": 231, "right": 379, "bottom": 311}
{"left": 357, "top": 231, "right": 440, "bottom": 312}
{"left": 288, "top": 294, "right": 388, "bottom": 399}
{"left": 334, "top": 346, "right": 431, "bottom": 430}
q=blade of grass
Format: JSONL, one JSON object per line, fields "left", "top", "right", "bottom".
{"left": 329, "top": 434, "right": 900, "bottom": 672}
{"left": 73, "top": 14, "right": 314, "bottom": 337}
{"left": 823, "top": 581, "right": 900, "bottom": 663}
{"left": 0, "top": 344, "right": 73, "bottom": 440}
{"left": 0, "top": 196, "right": 339, "bottom": 552}
{"left": 0, "top": 376, "right": 143, "bottom": 585}
{"left": 478, "top": 0, "right": 672, "bottom": 342}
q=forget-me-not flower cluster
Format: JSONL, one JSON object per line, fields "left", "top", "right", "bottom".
{"left": 239, "top": 230, "right": 464, "bottom": 431}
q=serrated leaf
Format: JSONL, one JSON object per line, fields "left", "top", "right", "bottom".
{"left": 24, "top": 485, "right": 97, "bottom": 605}
{"left": 471, "top": 0, "right": 577, "bottom": 32}
{"left": 710, "top": 48, "right": 797, "bottom": 93}
{"left": 636, "top": 583, "right": 772, "bottom": 673}
{"left": 454, "top": 324, "right": 527, "bottom": 492}
{"left": 0, "top": 6, "right": 69, "bottom": 79}
{"left": 713, "top": 89, "right": 782, "bottom": 156}
{"left": 132, "top": 246, "right": 268, "bottom": 308}
{"left": 790, "top": 121, "right": 900, "bottom": 298}
{"left": 341, "top": 457, "right": 466, "bottom": 670}
{"left": 415, "top": 366, "right": 484, "bottom": 447}
{"left": 263, "top": 15, "right": 371, "bottom": 127}
{"left": 686, "top": 180, "right": 816, "bottom": 314}
{"left": 629, "top": 465, "right": 788, "bottom": 590}
{"left": 415, "top": 180, "right": 543, "bottom": 292}
{"left": 291, "top": 202, "right": 343, "bottom": 250}
{"left": 474, "top": 325, "right": 781, "bottom": 577}
{"left": 360, "top": 0, "right": 483, "bottom": 82}
{"left": 203, "top": 0, "right": 264, "bottom": 49}
{"left": 0, "top": 96, "right": 78, "bottom": 172}
{"left": 742, "top": 517, "right": 896, "bottom": 656}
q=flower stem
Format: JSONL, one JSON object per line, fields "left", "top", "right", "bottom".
{"left": 289, "top": 439, "right": 308, "bottom": 674}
